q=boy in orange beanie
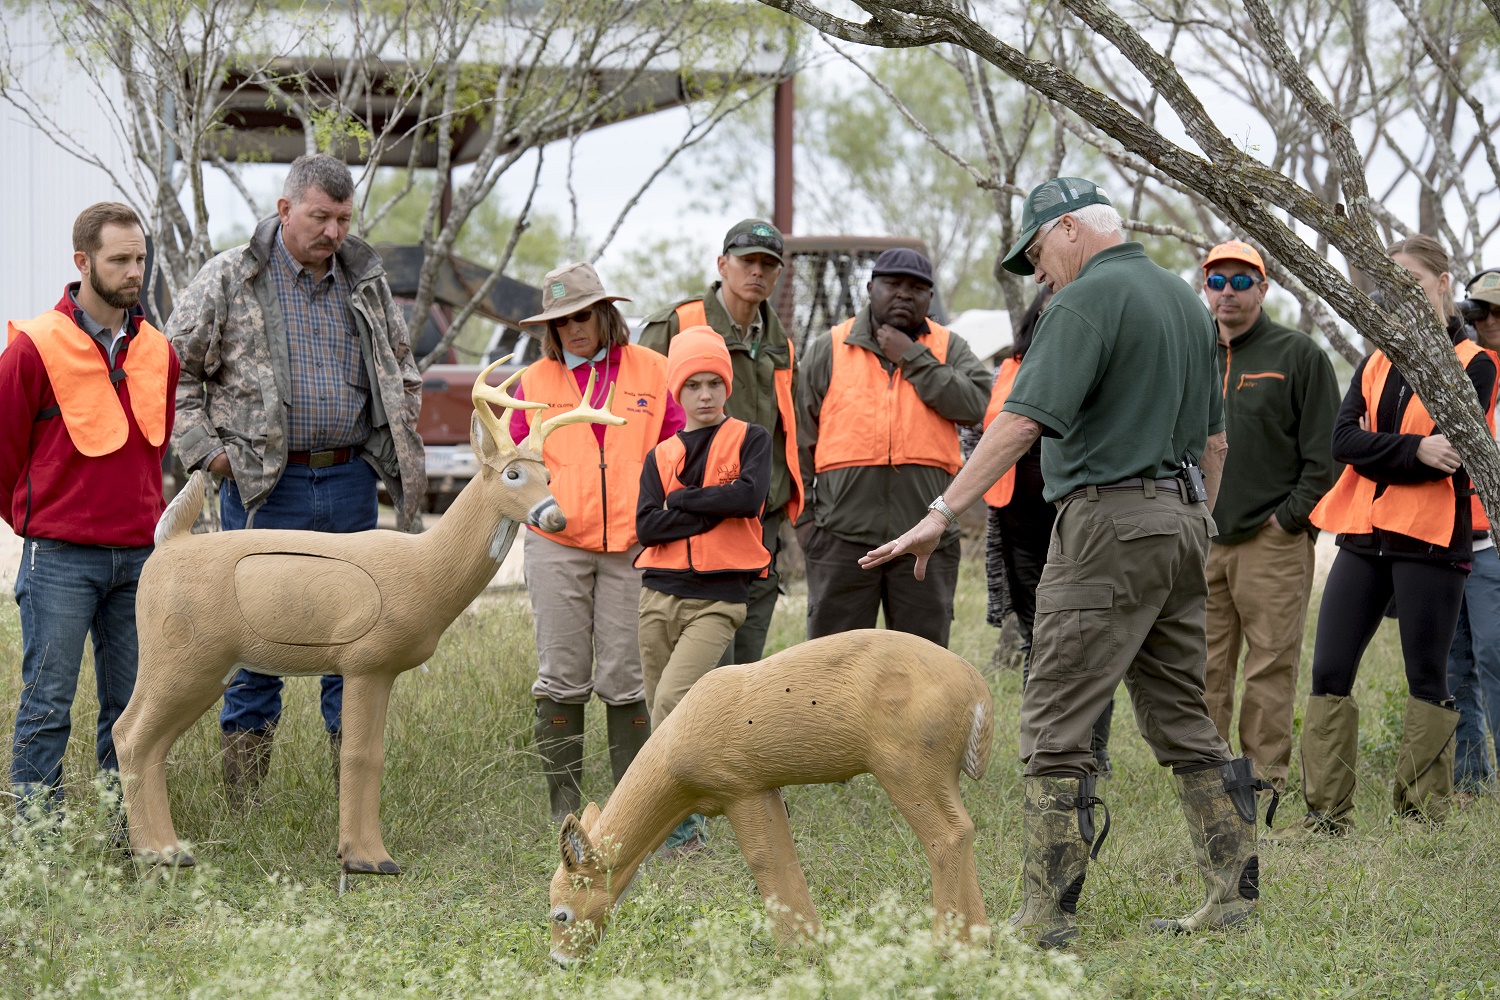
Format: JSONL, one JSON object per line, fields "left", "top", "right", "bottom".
{"left": 634, "top": 326, "right": 772, "bottom": 855}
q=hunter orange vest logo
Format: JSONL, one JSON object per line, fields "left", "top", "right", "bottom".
{"left": 7, "top": 311, "right": 170, "bottom": 457}
{"left": 635, "top": 417, "right": 771, "bottom": 575}
{"left": 1311, "top": 340, "right": 1496, "bottom": 546}
{"left": 521, "top": 345, "right": 667, "bottom": 552}
{"left": 814, "top": 317, "right": 963, "bottom": 476}
{"left": 674, "top": 299, "right": 803, "bottom": 522}
{"left": 981, "top": 355, "right": 1022, "bottom": 508}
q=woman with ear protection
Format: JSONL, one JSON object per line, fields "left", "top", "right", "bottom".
{"left": 1285, "top": 235, "right": 1498, "bottom": 836}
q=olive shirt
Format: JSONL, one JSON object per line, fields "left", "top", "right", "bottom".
{"left": 797, "top": 306, "right": 992, "bottom": 548}
{"left": 1212, "top": 310, "right": 1342, "bottom": 543}
{"left": 1003, "top": 243, "right": 1223, "bottom": 503}
{"left": 639, "top": 283, "right": 796, "bottom": 516}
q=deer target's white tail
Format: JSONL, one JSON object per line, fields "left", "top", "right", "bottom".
{"left": 963, "top": 699, "right": 992, "bottom": 780}
{"left": 155, "top": 469, "right": 207, "bottom": 546}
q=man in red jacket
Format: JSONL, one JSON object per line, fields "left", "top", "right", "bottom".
{"left": 0, "top": 202, "right": 180, "bottom": 818}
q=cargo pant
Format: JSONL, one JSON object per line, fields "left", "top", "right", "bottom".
{"left": 1020, "top": 484, "right": 1232, "bottom": 776}
{"left": 1204, "top": 519, "right": 1317, "bottom": 789}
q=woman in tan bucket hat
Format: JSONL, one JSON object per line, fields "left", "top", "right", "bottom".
{"left": 509, "top": 262, "right": 684, "bottom": 823}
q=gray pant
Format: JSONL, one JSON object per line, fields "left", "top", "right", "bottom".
{"left": 718, "top": 509, "right": 784, "bottom": 666}
{"left": 524, "top": 529, "right": 646, "bottom": 706}
{"left": 804, "top": 524, "right": 960, "bottom": 648}
{"left": 1021, "top": 486, "right": 1231, "bottom": 776}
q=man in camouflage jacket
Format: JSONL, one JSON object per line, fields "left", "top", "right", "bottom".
{"left": 168, "top": 220, "right": 424, "bottom": 531}
{"left": 167, "top": 154, "right": 424, "bottom": 806}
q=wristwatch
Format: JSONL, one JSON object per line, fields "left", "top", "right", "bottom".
{"left": 927, "top": 495, "right": 959, "bottom": 525}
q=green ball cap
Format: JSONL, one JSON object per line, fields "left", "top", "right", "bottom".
{"left": 722, "top": 218, "right": 785, "bottom": 263}
{"left": 1001, "top": 177, "right": 1113, "bottom": 276}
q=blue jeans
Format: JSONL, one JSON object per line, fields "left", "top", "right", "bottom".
{"left": 218, "top": 459, "right": 379, "bottom": 735}
{"left": 1447, "top": 545, "right": 1500, "bottom": 790}
{"left": 11, "top": 539, "right": 151, "bottom": 811}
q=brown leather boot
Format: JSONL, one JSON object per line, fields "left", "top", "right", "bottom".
{"left": 329, "top": 730, "right": 342, "bottom": 799}
{"left": 222, "top": 727, "right": 274, "bottom": 810}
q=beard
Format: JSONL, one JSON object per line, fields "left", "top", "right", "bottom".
{"left": 89, "top": 263, "right": 141, "bottom": 310}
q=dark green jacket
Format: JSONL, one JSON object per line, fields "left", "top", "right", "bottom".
{"left": 796, "top": 307, "right": 991, "bottom": 548}
{"left": 1213, "top": 311, "right": 1342, "bottom": 544}
{"left": 639, "top": 284, "right": 796, "bottom": 517}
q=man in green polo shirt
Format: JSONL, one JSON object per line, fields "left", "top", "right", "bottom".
{"left": 862, "top": 178, "right": 1272, "bottom": 948}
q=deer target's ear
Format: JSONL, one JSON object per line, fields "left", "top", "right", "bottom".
{"left": 560, "top": 814, "right": 595, "bottom": 871}
{"left": 581, "top": 801, "right": 602, "bottom": 833}
{"left": 470, "top": 411, "right": 494, "bottom": 461}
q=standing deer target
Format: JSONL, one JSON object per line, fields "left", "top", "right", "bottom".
{"left": 114, "top": 359, "right": 622, "bottom": 873}
{"left": 547, "top": 629, "right": 994, "bottom": 964}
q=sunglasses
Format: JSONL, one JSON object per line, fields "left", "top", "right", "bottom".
{"left": 725, "top": 232, "right": 784, "bottom": 256}
{"left": 1206, "top": 274, "right": 1260, "bottom": 292}
{"left": 549, "top": 307, "right": 594, "bottom": 329}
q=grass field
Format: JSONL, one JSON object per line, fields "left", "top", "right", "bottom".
{"left": 2, "top": 550, "right": 1498, "bottom": 998}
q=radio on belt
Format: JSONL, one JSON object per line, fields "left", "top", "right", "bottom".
{"left": 1178, "top": 452, "right": 1208, "bottom": 504}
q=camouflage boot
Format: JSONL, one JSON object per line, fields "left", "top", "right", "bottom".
{"left": 1273, "top": 694, "right": 1358, "bottom": 839}
{"left": 1010, "top": 774, "right": 1109, "bottom": 949}
{"left": 1151, "top": 758, "right": 1269, "bottom": 934}
{"left": 1392, "top": 696, "right": 1459, "bottom": 824}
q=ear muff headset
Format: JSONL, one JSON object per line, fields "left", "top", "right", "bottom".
{"left": 1459, "top": 268, "right": 1500, "bottom": 324}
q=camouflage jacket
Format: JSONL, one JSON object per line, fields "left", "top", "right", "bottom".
{"left": 168, "top": 216, "right": 425, "bottom": 531}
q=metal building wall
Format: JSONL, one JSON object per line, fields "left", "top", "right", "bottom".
{"left": 0, "top": 10, "right": 133, "bottom": 323}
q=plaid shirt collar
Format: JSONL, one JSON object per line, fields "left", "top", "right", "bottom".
{"left": 274, "top": 228, "right": 341, "bottom": 288}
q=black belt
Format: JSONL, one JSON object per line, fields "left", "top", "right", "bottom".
{"left": 287, "top": 447, "right": 356, "bottom": 468}
{"left": 1057, "top": 477, "right": 1182, "bottom": 508}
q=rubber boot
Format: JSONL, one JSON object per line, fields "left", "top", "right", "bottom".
{"left": 329, "top": 730, "right": 342, "bottom": 799}
{"left": 1010, "top": 774, "right": 1108, "bottom": 949}
{"left": 1091, "top": 698, "right": 1115, "bottom": 776}
{"left": 534, "top": 698, "right": 585, "bottom": 824}
{"left": 1151, "top": 758, "right": 1267, "bottom": 934}
{"left": 1392, "top": 696, "right": 1459, "bottom": 824}
{"left": 222, "top": 727, "right": 275, "bottom": 811}
{"left": 605, "top": 701, "right": 651, "bottom": 786}
{"left": 1278, "top": 694, "right": 1358, "bottom": 838}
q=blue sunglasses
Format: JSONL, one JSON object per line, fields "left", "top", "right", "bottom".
{"left": 1206, "top": 274, "right": 1260, "bottom": 292}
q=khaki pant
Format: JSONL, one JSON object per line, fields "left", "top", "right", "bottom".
{"left": 1204, "top": 520, "right": 1316, "bottom": 787}
{"left": 1021, "top": 487, "right": 1231, "bottom": 776}
{"left": 638, "top": 588, "right": 746, "bottom": 723}
{"left": 525, "top": 529, "right": 646, "bottom": 706}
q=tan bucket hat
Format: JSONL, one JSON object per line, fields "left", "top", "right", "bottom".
{"left": 522, "top": 261, "right": 632, "bottom": 325}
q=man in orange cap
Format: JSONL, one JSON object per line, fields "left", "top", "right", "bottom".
{"left": 1201, "top": 240, "right": 1340, "bottom": 793}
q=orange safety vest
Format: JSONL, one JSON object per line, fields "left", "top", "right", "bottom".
{"left": 981, "top": 355, "right": 1022, "bottom": 508}
{"left": 674, "top": 300, "right": 803, "bottom": 523}
{"left": 635, "top": 417, "right": 771, "bottom": 575}
{"left": 520, "top": 345, "right": 667, "bottom": 552}
{"left": 7, "top": 311, "right": 170, "bottom": 456}
{"left": 814, "top": 317, "right": 962, "bottom": 475}
{"left": 1311, "top": 340, "right": 1498, "bottom": 546}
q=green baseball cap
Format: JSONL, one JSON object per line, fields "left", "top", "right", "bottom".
{"left": 722, "top": 218, "right": 785, "bottom": 263}
{"left": 1001, "top": 177, "right": 1114, "bottom": 276}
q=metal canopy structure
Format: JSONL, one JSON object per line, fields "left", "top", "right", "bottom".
{"left": 210, "top": 58, "right": 779, "bottom": 167}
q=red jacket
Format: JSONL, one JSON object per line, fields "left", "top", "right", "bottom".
{"left": 0, "top": 287, "right": 180, "bottom": 546}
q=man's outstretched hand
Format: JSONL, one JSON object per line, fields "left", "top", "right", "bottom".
{"left": 859, "top": 511, "right": 947, "bottom": 579}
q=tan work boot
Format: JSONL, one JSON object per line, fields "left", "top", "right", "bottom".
{"left": 1276, "top": 694, "right": 1359, "bottom": 838}
{"left": 1392, "top": 697, "right": 1459, "bottom": 824}
{"left": 1010, "top": 774, "right": 1108, "bottom": 949}
{"left": 222, "top": 727, "right": 275, "bottom": 810}
{"left": 1151, "top": 758, "right": 1267, "bottom": 934}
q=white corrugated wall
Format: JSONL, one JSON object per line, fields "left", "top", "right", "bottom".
{"left": 0, "top": 9, "right": 134, "bottom": 325}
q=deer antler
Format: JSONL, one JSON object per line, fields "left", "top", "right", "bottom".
{"left": 522, "top": 366, "right": 627, "bottom": 452}
{"left": 472, "top": 356, "right": 546, "bottom": 455}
